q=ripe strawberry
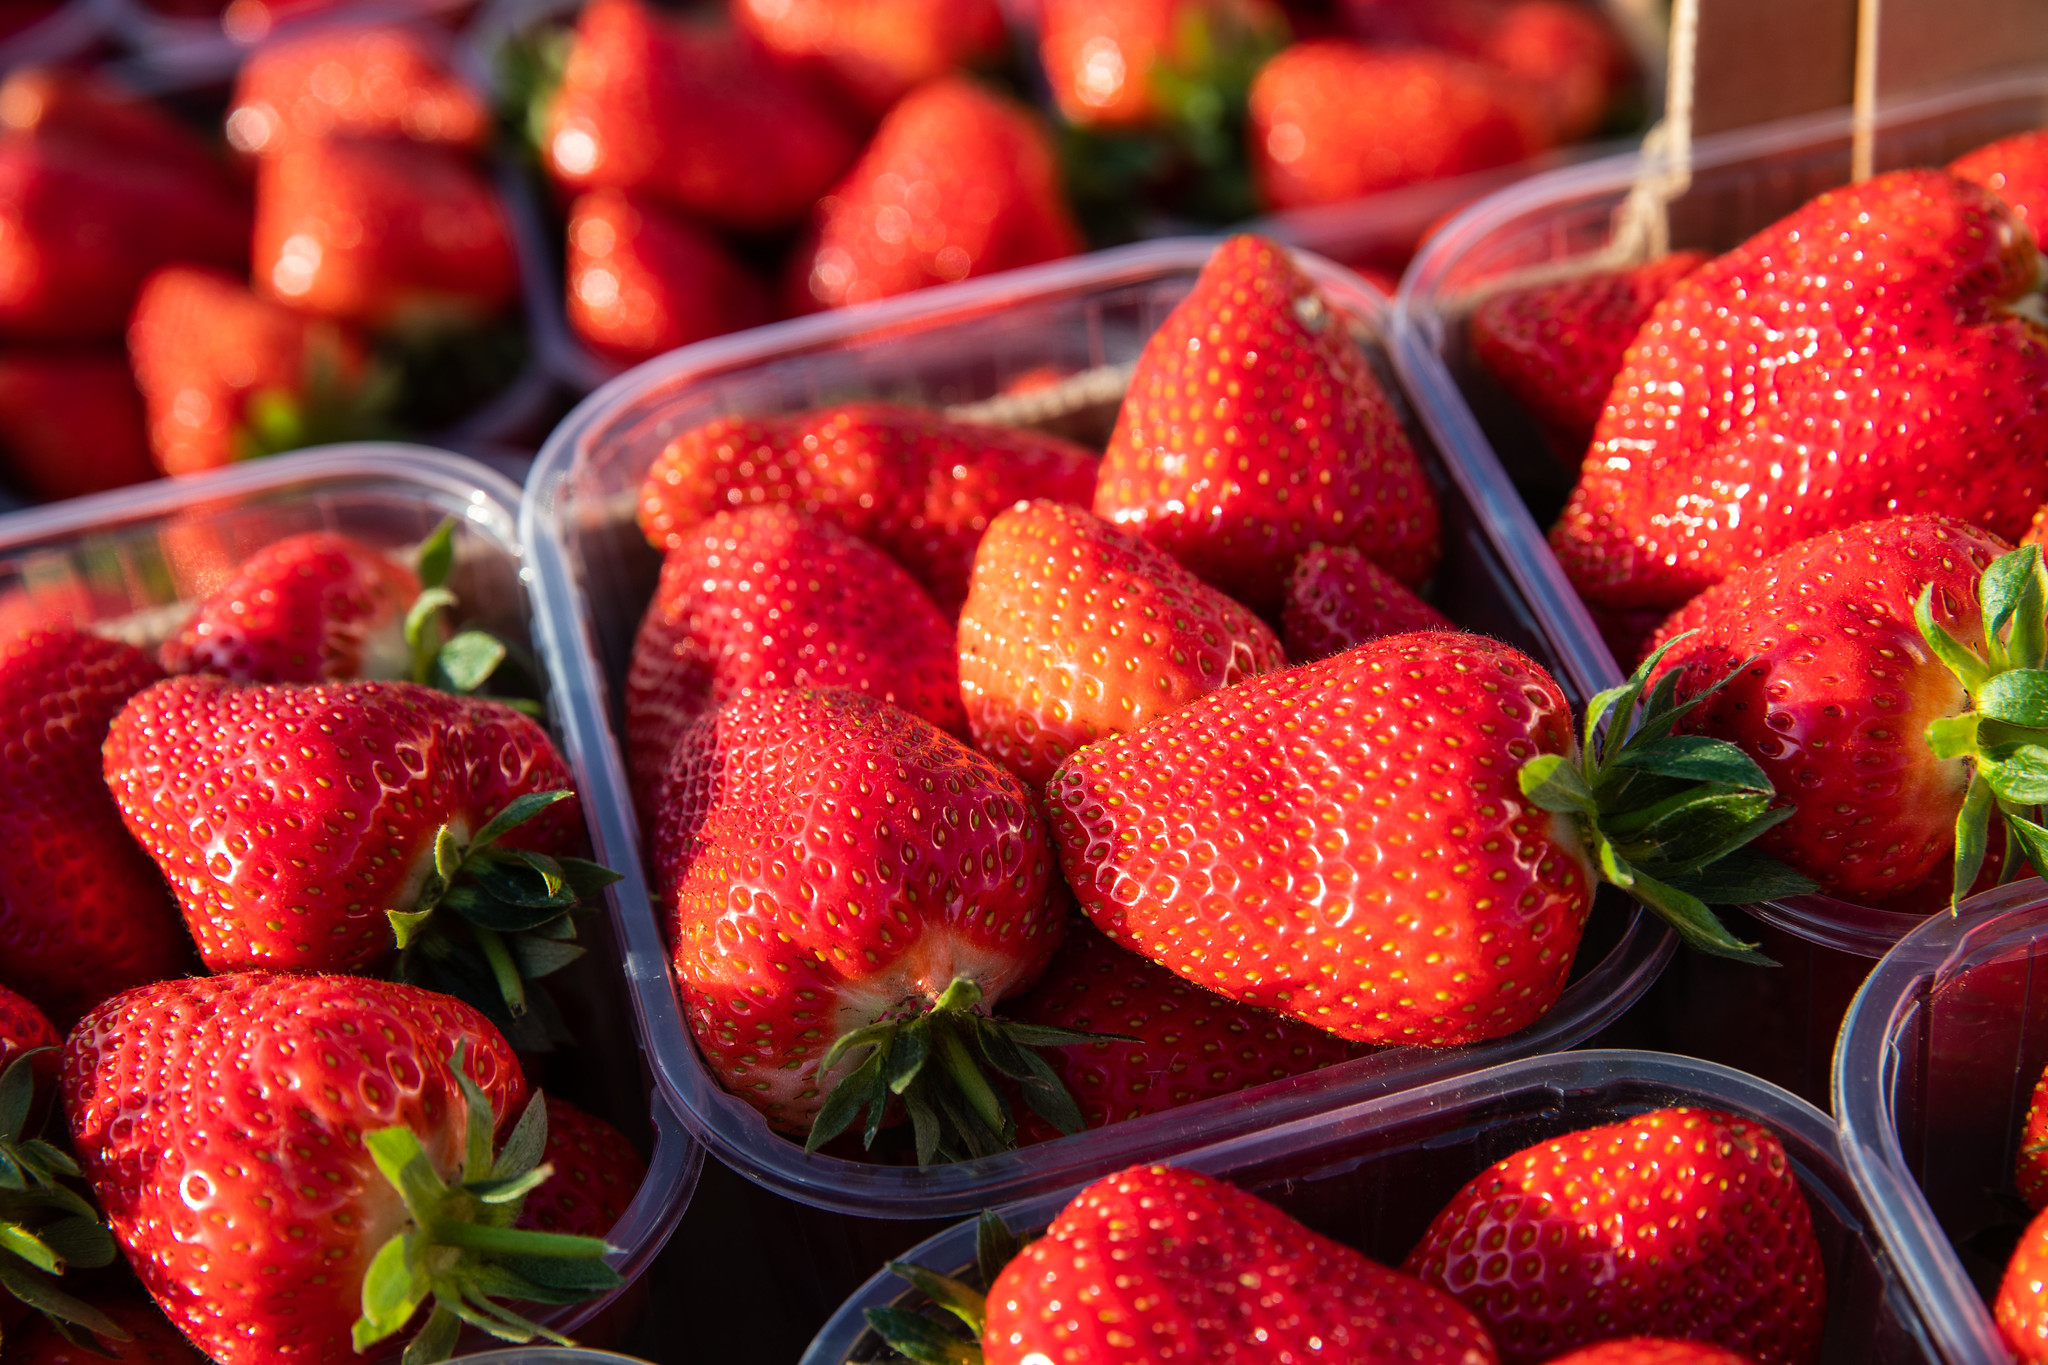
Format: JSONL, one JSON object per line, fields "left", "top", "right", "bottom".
{"left": 652, "top": 688, "right": 1074, "bottom": 1159}
{"left": 0, "top": 67, "right": 234, "bottom": 190}
{"left": 1049, "top": 630, "right": 1801, "bottom": 1045}
{"left": 1038, "top": 0, "right": 1284, "bottom": 128}
{"left": 623, "top": 506, "right": 965, "bottom": 813}
{"left": 565, "top": 188, "right": 771, "bottom": 367}
{"left": 1553, "top": 170, "right": 2048, "bottom": 612}
{"left": 1282, "top": 542, "right": 1450, "bottom": 661}
{"left": 789, "top": 77, "right": 1082, "bottom": 311}
{"left": 1481, "top": 0, "right": 1635, "bottom": 142}
{"left": 2021, "top": 1063, "right": 2048, "bottom": 1209}
{"left": 128, "top": 265, "right": 377, "bottom": 477}
{"left": 637, "top": 402, "right": 1099, "bottom": 612}
{"left": 1406, "top": 1108, "right": 1825, "bottom": 1365}
{"left": 62, "top": 972, "right": 621, "bottom": 1365}
{"left": 516, "top": 1096, "right": 646, "bottom": 1238}
{"left": 0, "top": 349, "right": 156, "bottom": 501}
{"left": 4, "top": 1296, "right": 207, "bottom": 1363}
{"left": 544, "top": 0, "right": 857, "bottom": 231}
{"left": 254, "top": 136, "right": 518, "bottom": 333}
{"left": 733, "top": 0, "right": 1006, "bottom": 113}
{"left": 159, "top": 530, "right": 419, "bottom": 684}
{"left": 1004, "top": 920, "right": 1367, "bottom": 1143}
{"left": 102, "top": 677, "right": 607, "bottom": 1040}
{"left": 1542, "top": 1345, "right": 1766, "bottom": 1365}
{"left": 1468, "top": 251, "right": 1707, "bottom": 462}
{"left": 1249, "top": 43, "right": 1542, "bottom": 211}
{"left": 1094, "top": 234, "right": 1439, "bottom": 616}
{"left": 0, "top": 981, "right": 55, "bottom": 1077}
{"left": 957, "top": 499, "right": 1286, "bottom": 784}
{"left": 0, "top": 631, "right": 189, "bottom": 1029}
{"left": 2001, "top": 1203, "right": 2048, "bottom": 1363}
{"left": 982, "top": 1164, "right": 1500, "bottom": 1365}
{"left": 1952, "top": 130, "right": 2048, "bottom": 234}
{"left": 226, "top": 24, "right": 488, "bottom": 158}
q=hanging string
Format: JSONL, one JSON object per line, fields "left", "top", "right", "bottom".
{"left": 1852, "top": 0, "right": 1883, "bottom": 181}
{"left": 1607, "top": 0, "right": 1697, "bottom": 264}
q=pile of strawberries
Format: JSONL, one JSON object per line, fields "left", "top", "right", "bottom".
{"left": 0, "top": 524, "right": 649, "bottom": 1362}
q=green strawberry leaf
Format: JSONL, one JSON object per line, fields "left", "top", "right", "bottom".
{"left": 1919, "top": 581, "right": 1993, "bottom": 691}
{"left": 416, "top": 518, "right": 457, "bottom": 592}
{"left": 886, "top": 1262, "right": 987, "bottom": 1336}
{"left": 1518, "top": 754, "right": 1596, "bottom": 815}
{"left": 0, "top": 1051, "right": 41, "bottom": 1145}
{"left": 435, "top": 631, "right": 509, "bottom": 696}
{"left": 1658, "top": 846, "right": 1817, "bottom": 904}
{"left": 1622, "top": 868, "right": 1775, "bottom": 966}
{"left": 1612, "top": 734, "right": 1773, "bottom": 789}
{"left": 1982, "top": 745, "right": 2048, "bottom": 804}
{"left": 975, "top": 1211, "right": 1019, "bottom": 1289}
{"left": 1976, "top": 671, "right": 2048, "bottom": 728}
{"left": 864, "top": 1306, "right": 980, "bottom": 1365}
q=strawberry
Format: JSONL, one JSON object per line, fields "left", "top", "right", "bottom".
{"left": 0, "top": 350, "right": 156, "bottom": 502}
{"left": 226, "top": 24, "right": 488, "bottom": 159}
{"left": 1406, "top": 1108, "right": 1825, "bottom": 1365}
{"left": 1004, "top": 920, "right": 1368, "bottom": 1143}
{"left": 1094, "top": 234, "right": 1440, "bottom": 616}
{"left": 0, "top": 67, "right": 234, "bottom": 189}
{"left": 1468, "top": 251, "right": 1707, "bottom": 463}
{"left": 733, "top": 0, "right": 1006, "bottom": 113}
{"left": 2002, "top": 1202, "right": 2048, "bottom": 1363}
{"left": 62, "top": 972, "right": 622, "bottom": 1365}
{"left": 957, "top": 499, "right": 1286, "bottom": 785}
{"left": 1952, "top": 130, "right": 2048, "bottom": 234}
{"left": 254, "top": 137, "right": 518, "bottom": 334}
{"left": 159, "top": 530, "right": 419, "bottom": 684}
{"left": 1038, "top": 0, "right": 1285, "bottom": 128}
{"left": 1249, "top": 43, "right": 1542, "bottom": 211}
{"left": 1474, "top": 0, "right": 1635, "bottom": 143}
{"left": 2022, "top": 1063, "right": 2048, "bottom": 1209}
{"left": 789, "top": 77, "right": 1082, "bottom": 311}
{"left": 0, "top": 630, "right": 190, "bottom": 1029}
{"left": 515, "top": 1097, "right": 645, "bottom": 1239}
{"left": 4, "top": 1295, "right": 207, "bottom": 1363}
{"left": 0, "top": 981, "right": 55, "bottom": 1079}
{"left": 652, "top": 688, "right": 1078, "bottom": 1160}
{"left": 102, "top": 677, "right": 613, "bottom": 1044}
{"left": 1543, "top": 1345, "right": 1766, "bottom": 1365}
{"left": 127, "top": 265, "right": 379, "bottom": 477}
{"left": 1553, "top": 170, "right": 2048, "bottom": 612}
{"left": 1282, "top": 541, "right": 1450, "bottom": 661}
{"left": 565, "top": 188, "right": 771, "bottom": 367}
{"left": 623, "top": 505, "right": 964, "bottom": 813}
{"left": 544, "top": 0, "right": 857, "bottom": 231}
{"left": 637, "top": 402, "right": 1099, "bottom": 612}
{"left": 1048, "top": 630, "right": 1804, "bottom": 1046}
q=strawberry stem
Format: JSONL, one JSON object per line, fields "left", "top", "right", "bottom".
{"left": 863, "top": 1211, "right": 1028, "bottom": 1365}
{"left": 0, "top": 1052, "right": 126, "bottom": 1350}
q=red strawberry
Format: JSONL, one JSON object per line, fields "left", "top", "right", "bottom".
{"left": 636, "top": 402, "right": 1099, "bottom": 612}
{"left": 1004, "top": 920, "right": 1367, "bottom": 1143}
{"left": 158, "top": 531, "right": 420, "bottom": 684}
{"left": 4, "top": 1295, "right": 207, "bottom": 1364}
{"left": 652, "top": 688, "right": 1069, "bottom": 1158}
{"left": 1038, "top": 0, "right": 1284, "bottom": 128}
{"left": 0, "top": 630, "right": 189, "bottom": 1028}
{"left": 733, "top": 0, "right": 1006, "bottom": 113}
{"left": 0, "top": 349, "right": 156, "bottom": 501}
{"left": 565, "top": 188, "right": 771, "bottom": 367}
{"left": 0, "top": 67, "right": 235, "bottom": 189}
{"left": 128, "top": 265, "right": 376, "bottom": 477}
{"left": 544, "top": 0, "right": 857, "bottom": 231}
{"left": 623, "top": 505, "right": 965, "bottom": 813}
{"left": 1094, "top": 234, "right": 1440, "bottom": 615}
{"left": 984, "top": 1164, "right": 1500, "bottom": 1365}
{"left": 226, "top": 24, "right": 488, "bottom": 158}
{"left": 1282, "top": 542, "right": 1450, "bottom": 661}
{"left": 1952, "top": 129, "right": 2048, "bottom": 234}
{"left": 0, "top": 980, "right": 57, "bottom": 1134}
{"left": 957, "top": 499, "right": 1286, "bottom": 785}
{"left": 62, "top": 972, "right": 621, "bottom": 1365}
{"left": 2001, "top": 1203, "right": 2048, "bottom": 1363}
{"left": 1406, "top": 1108, "right": 1825, "bottom": 1365}
{"left": 254, "top": 137, "right": 518, "bottom": 333}
{"left": 1544, "top": 1345, "right": 1765, "bottom": 1365}
{"left": 2021, "top": 1063, "right": 2048, "bottom": 1209}
{"left": 1468, "top": 251, "right": 1707, "bottom": 462}
{"left": 1474, "top": 0, "right": 1634, "bottom": 143}
{"left": 789, "top": 77, "right": 1082, "bottom": 311}
{"left": 1553, "top": 170, "right": 2048, "bottom": 612}
{"left": 516, "top": 1096, "right": 646, "bottom": 1239}
{"left": 1249, "top": 43, "right": 1542, "bottom": 211}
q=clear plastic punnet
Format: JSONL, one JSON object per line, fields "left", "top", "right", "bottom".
{"left": 0, "top": 445, "right": 702, "bottom": 1347}
{"left": 1834, "top": 878, "right": 2048, "bottom": 1365}
{"left": 451, "top": 1353, "right": 652, "bottom": 1363}
{"left": 802, "top": 1049, "right": 1942, "bottom": 1365}
{"left": 521, "top": 236, "right": 1676, "bottom": 1222}
{"left": 1391, "top": 67, "right": 2048, "bottom": 1105}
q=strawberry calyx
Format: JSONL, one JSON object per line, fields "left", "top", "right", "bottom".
{"left": 352, "top": 1047, "right": 623, "bottom": 1365}
{"left": 231, "top": 323, "right": 397, "bottom": 464}
{"left": 404, "top": 518, "right": 534, "bottom": 707}
{"left": 805, "top": 978, "right": 1118, "bottom": 1166}
{"left": 0, "top": 1050, "right": 127, "bottom": 1353}
{"left": 390, "top": 790, "right": 623, "bottom": 1052}
{"left": 1914, "top": 543, "right": 2048, "bottom": 906}
{"left": 1519, "top": 632, "right": 1816, "bottom": 965}
{"left": 864, "top": 1210, "right": 1023, "bottom": 1365}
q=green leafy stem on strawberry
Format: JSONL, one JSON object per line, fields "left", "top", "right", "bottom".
{"left": 1519, "top": 632, "right": 1818, "bottom": 964}
{"left": 406, "top": 517, "right": 539, "bottom": 708}
{"left": 233, "top": 326, "right": 398, "bottom": 466}
{"left": 391, "top": 789, "right": 623, "bottom": 1054}
{"left": 0, "top": 1050, "right": 127, "bottom": 1354}
{"left": 863, "top": 1210, "right": 1025, "bottom": 1365}
{"left": 353, "top": 1047, "right": 623, "bottom": 1364}
{"left": 805, "top": 979, "right": 1122, "bottom": 1167}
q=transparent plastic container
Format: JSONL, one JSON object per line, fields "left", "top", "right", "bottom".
{"left": 1391, "top": 67, "right": 2048, "bottom": 1107}
{"left": 107, "top": 0, "right": 475, "bottom": 88}
{"left": 454, "top": 1353, "right": 652, "bottom": 1363}
{"left": 802, "top": 1048, "right": 1941, "bottom": 1365}
{"left": 0, "top": 444, "right": 703, "bottom": 1348}
{"left": 1833, "top": 877, "right": 2048, "bottom": 1365}
{"left": 521, "top": 237, "right": 1676, "bottom": 1227}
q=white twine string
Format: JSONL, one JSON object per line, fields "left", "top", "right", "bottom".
{"left": 1852, "top": 0, "right": 1884, "bottom": 181}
